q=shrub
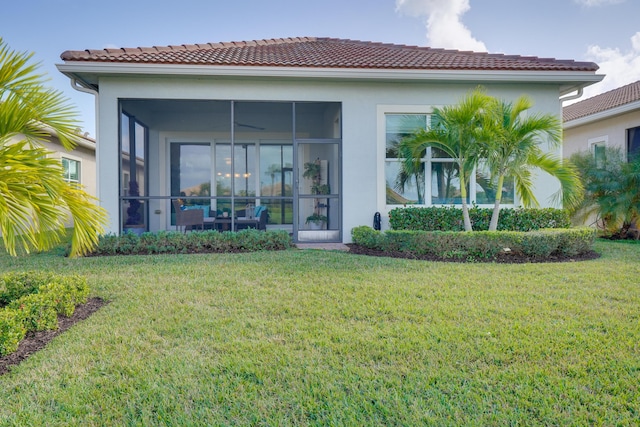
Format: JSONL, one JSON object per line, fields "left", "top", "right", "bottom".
{"left": 9, "top": 293, "right": 58, "bottom": 332}
{"left": 570, "top": 146, "right": 640, "bottom": 236}
{"left": 351, "top": 226, "right": 383, "bottom": 249}
{"left": 351, "top": 226, "right": 596, "bottom": 261}
{"left": 0, "top": 272, "right": 58, "bottom": 306}
{"left": 388, "top": 206, "right": 571, "bottom": 232}
{"left": 38, "top": 275, "right": 89, "bottom": 317}
{"left": 90, "top": 229, "right": 293, "bottom": 256}
{"left": 0, "top": 308, "right": 26, "bottom": 356}
{"left": 0, "top": 272, "right": 92, "bottom": 356}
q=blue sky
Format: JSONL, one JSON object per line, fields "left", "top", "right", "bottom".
{"left": 3, "top": 0, "right": 639, "bottom": 136}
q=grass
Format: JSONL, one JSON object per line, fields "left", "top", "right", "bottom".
{"left": 0, "top": 240, "right": 639, "bottom": 425}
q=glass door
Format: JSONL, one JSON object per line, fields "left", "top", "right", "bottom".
{"left": 296, "top": 142, "right": 340, "bottom": 242}
{"left": 169, "top": 142, "right": 212, "bottom": 227}
{"left": 260, "top": 143, "right": 294, "bottom": 231}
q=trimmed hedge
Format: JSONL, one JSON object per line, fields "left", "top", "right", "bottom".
{"left": 0, "top": 272, "right": 59, "bottom": 305}
{"left": 0, "top": 308, "right": 26, "bottom": 357}
{"left": 351, "top": 226, "right": 596, "bottom": 261}
{"left": 90, "top": 229, "right": 293, "bottom": 256}
{"left": 0, "top": 273, "right": 90, "bottom": 356}
{"left": 389, "top": 206, "right": 571, "bottom": 232}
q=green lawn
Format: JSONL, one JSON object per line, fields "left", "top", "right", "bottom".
{"left": 0, "top": 240, "right": 638, "bottom": 426}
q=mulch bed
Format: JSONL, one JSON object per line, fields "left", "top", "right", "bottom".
{"left": 347, "top": 244, "right": 601, "bottom": 263}
{"left": 0, "top": 297, "right": 107, "bottom": 376}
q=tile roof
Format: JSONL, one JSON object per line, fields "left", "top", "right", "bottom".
{"left": 61, "top": 37, "right": 599, "bottom": 72}
{"left": 563, "top": 80, "right": 640, "bottom": 122}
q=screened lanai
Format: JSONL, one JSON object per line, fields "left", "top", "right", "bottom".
{"left": 119, "top": 100, "right": 342, "bottom": 242}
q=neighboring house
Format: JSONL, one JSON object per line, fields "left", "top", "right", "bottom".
{"left": 9, "top": 130, "right": 97, "bottom": 197}
{"left": 57, "top": 37, "right": 601, "bottom": 243}
{"left": 4, "top": 130, "right": 96, "bottom": 229}
{"left": 563, "top": 80, "right": 640, "bottom": 160}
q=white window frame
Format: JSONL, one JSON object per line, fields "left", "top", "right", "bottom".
{"left": 588, "top": 135, "right": 608, "bottom": 152}
{"left": 379, "top": 106, "right": 437, "bottom": 212}
{"left": 589, "top": 135, "right": 608, "bottom": 168}
{"left": 61, "top": 156, "right": 81, "bottom": 185}
{"left": 378, "top": 105, "right": 518, "bottom": 213}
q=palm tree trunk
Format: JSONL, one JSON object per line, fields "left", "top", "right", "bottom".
{"left": 459, "top": 168, "right": 473, "bottom": 231}
{"left": 488, "top": 174, "right": 505, "bottom": 231}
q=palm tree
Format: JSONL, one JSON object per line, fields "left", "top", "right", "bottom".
{"left": 0, "top": 38, "right": 107, "bottom": 257}
{"left": 398, "top": 88, "right": 493, "bottom": 231}
{"left": 482, "top": 96, "right": 583, "bottom": 231}
{"left": 570, "top": 146, "right": 640, "bottom": 235}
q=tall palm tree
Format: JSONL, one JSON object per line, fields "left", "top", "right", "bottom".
{"left": 0, "top": 38, "right": 107, "bottom": 257}
{"left": 482, "top": 96, "right": 583, "bottom": 231}
{"left": 398, "top": 88, "right": 493, "bottom": 231}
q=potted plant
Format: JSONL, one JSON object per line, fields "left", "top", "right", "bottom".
{"left": 303, "top": 158, "right": 330, "bottom": 229}
{"left": 305, "top": 213, "right": 328, "bottom": 230}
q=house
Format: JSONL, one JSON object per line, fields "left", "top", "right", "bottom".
{"left": 563, "top": 80, "right": 640, "bottom": 161}
{"left": 3, "top": 129, "right": 96, "bottom": 231}
{"left": 57, "top": 37, "right": 601, "bottom": 243}
{"left": 9, "top": 129, "right": 96, "bottom": 198}
{"left": 42, "top": 130, "right": 96, "bottom": 198}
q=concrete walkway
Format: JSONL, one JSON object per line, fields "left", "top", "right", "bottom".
{"left": 295, "top": 243, "right": 349, "bottom": 251}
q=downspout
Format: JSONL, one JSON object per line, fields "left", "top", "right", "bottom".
{"left": 70, "top": 77, "right": 99, "bottom": 140}
{"left": 70, "top": 77, "right": 101, "bottom": 200}
{"left": 559, "top": 87, "right": 583, "bottom": 103}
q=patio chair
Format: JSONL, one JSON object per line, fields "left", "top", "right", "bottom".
{"left": 234, "top": 207, "right": 268, "bottom": 231}
{"left": 172, "top": 200, "right": 204, "bottom": 232}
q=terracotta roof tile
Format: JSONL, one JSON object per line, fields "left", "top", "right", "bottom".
{"left": 563, "top": 80, "right": 640, "bottom": 122}
{"left": 61, "top": 37, "right": 598, "bottom": 72}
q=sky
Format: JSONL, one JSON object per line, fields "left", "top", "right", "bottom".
{"left": 2, "top": 0, "right": 639, "bottom": 137}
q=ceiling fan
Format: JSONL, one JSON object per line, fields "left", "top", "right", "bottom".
{"left": 234, "top": 121, "right": 265, "bottom": 130}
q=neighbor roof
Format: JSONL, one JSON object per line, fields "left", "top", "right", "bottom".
{"left": 563, "top": 80, "right": 640, "bottom": 122}
{"left": 61, "top": 37, "right": 599, "bottom": 72}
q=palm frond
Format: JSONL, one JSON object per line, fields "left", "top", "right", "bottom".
{"left": 0, "top": 39, "right": 108, "bottom": 257}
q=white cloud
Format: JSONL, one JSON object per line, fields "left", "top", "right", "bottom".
{"left": 581, "top": 31, "right": 640, "bottom": 99}
{"left": 395, "top": 0, "right": 487, "bottom": 52}
{"left": 573, "top": 0, "right": 626, "bottom": 6}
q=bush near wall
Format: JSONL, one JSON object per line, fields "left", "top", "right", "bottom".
{"left": 389, "top": 206, "right": 571, "bottom": 232}
{"left": 351, "top": 226, "right": 596, "bottom": 261}
{"left": 0, "top": 273, "right": 89, "bottom": 356}
{"left": 89, "top": 229, "right": 293, "bottom": 256}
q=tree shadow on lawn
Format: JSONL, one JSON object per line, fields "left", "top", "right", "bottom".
{"left": 0, "top": 297, "right": 107, "bottom": 376}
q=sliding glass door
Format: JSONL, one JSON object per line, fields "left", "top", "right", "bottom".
{"left": 260, "top": 143, "right": 293, "bottom": 227}
{"left": 170, "top": 142, "right": 212, "bottom": 224}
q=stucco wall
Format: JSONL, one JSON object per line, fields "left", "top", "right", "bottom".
{"left": 39, "top": 138, "right": 97, "bottom": 197}
{"left": 96, "top": 75, "right": 565, "bottom": 239}
{"left": 563, "top": 110, "right": 640, "bottom": 158}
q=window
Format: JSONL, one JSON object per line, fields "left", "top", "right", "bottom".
{"left": 385, "top": 114, "right": 429, "bottom": 204}
{"left": 384, "top": 112, "right": 515, "bottom": 207}
{"left": 61, "top": 158, "right": 80, "bottom": 185}
{"left": 627, "top": 126, "right": 640, "bottom": 161}
{"left": 589, "top": 136, "right": 608, "bottom": 169}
